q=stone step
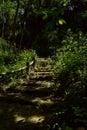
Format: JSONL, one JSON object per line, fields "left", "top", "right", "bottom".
{"left": 36, "top": 58, "right": 53, "bottom": 67}
{"left": 30, "top": 71, "right": 54, "bottom": 79}
{"left": 30, "top": 75, "right": 53, "bottom": 81}
{"left": 31, "top": 71, "right": 54, "bottom": 76}
{"left": 37, "top": 57, "right": 52, "bottom": 61}
{"left": 34, "top": 67, "right": 54, "bottom": 71}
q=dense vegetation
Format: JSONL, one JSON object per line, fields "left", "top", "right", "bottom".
{"left": 50, "top": 30, "right": 87, "bottom": 130}
{"left": 0, "top": 38, "right": 36, "bottom": 73}
{"left": 0, "top": 0, "right": 87, "bottom": 130}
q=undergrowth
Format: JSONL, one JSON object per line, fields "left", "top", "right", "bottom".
{"left": 49, "top": 29, "right": 87, "bottom": 130}
{"left": 0, "top": 38, "right": 36, "bottom": 73}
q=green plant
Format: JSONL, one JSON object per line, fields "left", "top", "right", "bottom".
{"left": 54, "top": 30, "right": 87, "bottom": 90}
{"left": 0, "top": 38, "right": 14, "bottom": 72}
{"left": 51, "top": 30, "right": 87, "bottom": 129}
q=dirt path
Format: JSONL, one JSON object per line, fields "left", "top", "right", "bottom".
{"left": 0, "top": 57, "right": 56, "bottom": 130}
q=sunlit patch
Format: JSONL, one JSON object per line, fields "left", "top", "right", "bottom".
{"left": 14, "top": 114, "right": 26, "bottom": 123}
{"left": 32, "top": 97, "right": 54, "bottom": 105}
{"left": 35, "top": 81, "right": 53, "bottom": 89}
{"left": 32, "top": 97, "right": 43, "bottom": 103}
{"left": 28, "top": 115, "right": 45, "bottom": 124}
{"left": 14, "top": 114, "right": 45, "bottom": 124}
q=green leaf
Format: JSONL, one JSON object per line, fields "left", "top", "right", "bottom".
{"left": 58, "top": 19, "right": 66, "bottom": 25}
{"left": 42, "top": 14, "right": 48, "bottom": 20}
{"left": 42, "top": 10, "right": 48, "bottom": 20}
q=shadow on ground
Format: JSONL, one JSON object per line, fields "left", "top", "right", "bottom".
{"left": 0, "top": 79, "right": 55, "bottom": 130}
{"left": 0, "top": 57, "right": 56, "bottom": 130}
{"left": 0, "top": 101, "right": 53, "bottom": 130}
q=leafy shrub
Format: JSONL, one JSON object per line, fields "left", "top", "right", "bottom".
{"left": 54, "top": 29, "right": 87, "bottom": 94}
{"left": 8, "top": 49, "right": 36, "bottom": 70}
{"left": 17, "top": 49, "right": 36, "bottom": 62}
{"left": 0, "top": 37, "right": 36, "bottom": 73}
{"left": 0, "top": 37, "right": 14, "bottom": 72}
{"left": 51, "top": 29, "right": 87, "bottom": 129}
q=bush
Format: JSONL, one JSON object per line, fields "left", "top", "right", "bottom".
{"left": 0, "top": 37, "right": 36, "bottom": 73}
{"left": 51, "top": 29, "right": 87, "bottom": 129}
{"left": 0, "top": 38, "right": 14, "bottom": 72}
{"left": 54, "top": 29, "right": 87, "bottom": 95}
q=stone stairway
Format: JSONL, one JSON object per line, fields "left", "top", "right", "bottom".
{"left": 0, "top": 57, "right": 55, "bottom": 130}
{"left": 30, "top": 57, "right": 54, "bottom": 80}
{"left": 18, "top": 57, "right": 54, "bottom": 105}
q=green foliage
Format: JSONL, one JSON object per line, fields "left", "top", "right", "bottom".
{"left": 18, "top": 49, "right": 36, "bottom": 62}
{"left": 0, "top": 37, "right": 36, "bottom": 73}
{"left": 0, "top": 37, "right": 14, "bottom": 72}
{"left": 51, "top": 30, "right": 87, "bottom": 129}
{"left": 8, "top": 49, "right": 36, "bottom": 71}
{"left": 58, "top": 19, "right": 66, "bottom": 25}
{"left": 9, "top": 77, "right": 20, "bottom": 88}
{"left": 0, "top": 0, "right": 87, "bottom": 129}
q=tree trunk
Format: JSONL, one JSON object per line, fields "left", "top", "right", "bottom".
{"left": 2, "top": 0, "right": 5, "bottom": 38}
{"left": 11, "top": 0, "right": 19, "bottom": 47}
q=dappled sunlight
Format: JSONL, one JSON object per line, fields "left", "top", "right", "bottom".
{"left": 14, "top": 114, "right": 26, "bottom": 123}
{"left": 14, "top": 114, "right": 45, "bottom": 124}
{"left": 28, "top": 115, "right": 45, "bottom": 124}
{"left": 0, "top": 56, "right": 55, "bottom": 129}
{"left": 35, "top": 81, "right": 53, "bottom": 88}
{"left": 32, "top": 97, "right": 54, "bottom": 105}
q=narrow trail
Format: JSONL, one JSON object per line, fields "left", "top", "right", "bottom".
{"left": 0, "top": 57, "right": 56, "bottom": 130}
